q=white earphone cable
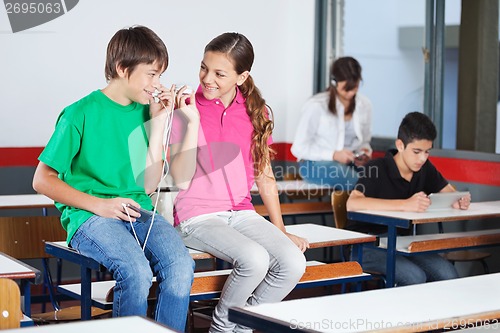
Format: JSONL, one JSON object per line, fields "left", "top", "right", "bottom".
{"left": 141, "top": 93, "right": 176, "bottom": 251}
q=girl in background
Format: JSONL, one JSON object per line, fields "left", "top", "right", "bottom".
{"left": 291, "top": 56, "right": 372, "bottom": 190}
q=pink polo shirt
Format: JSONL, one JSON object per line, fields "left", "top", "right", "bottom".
{"left": 171, "top": 85, "right": 272, "bottom": 226}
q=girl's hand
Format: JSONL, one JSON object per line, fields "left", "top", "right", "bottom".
{"left": 333, "top": 149, "right": 355, "bottom": 164}
{"left": 286, "top": 232, "right": 310, "bottom": 252}
{"left": 175, "top": 87, "right": 200, "bottom": 124}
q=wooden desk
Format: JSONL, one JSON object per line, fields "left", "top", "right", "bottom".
{"left": 286, "top": 223, "right": 376, "bottom": 250}
{"left": 3, "top": 316, "right": 177, "bottom": 332}
{"left": 0, "top": 252, "right": 41, "bottom": 317}
{"left": 0, "top": 194, "right": 54, "bottom": 210}
{"left": 229, "top": 273, "right": 500, "bottom": 333}
{"left": 347, "top": 201, "right": 500, "bottom": 287}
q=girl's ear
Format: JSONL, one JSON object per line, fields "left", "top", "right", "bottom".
{"left": 236, "top": 71, "right": 250, "bottom": 86}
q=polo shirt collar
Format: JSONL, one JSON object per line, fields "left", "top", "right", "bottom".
{"left": 195, "top": 85, "right": 246, "bottom": 107}
{"left": 385, "top": 149, "right": 403, "bottom": 180}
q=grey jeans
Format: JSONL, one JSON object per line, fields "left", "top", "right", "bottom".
{"left": 176, "top": 210, "right": 306, "bottom": 333}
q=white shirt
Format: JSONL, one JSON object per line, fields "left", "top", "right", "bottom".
{"left": 291, "top": 91, "right": 372, "bottom": 161}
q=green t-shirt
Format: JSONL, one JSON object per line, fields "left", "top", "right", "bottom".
{"left": 39, "top": 90, "right": 155, "bottom": 243}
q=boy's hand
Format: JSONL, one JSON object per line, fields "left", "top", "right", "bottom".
{"left": 452, "top": 193, "right": 471, "bottom": 210}
{"left": 95, "top": 197, "right": 141, "bottom": 222}
{"left": 405, "top": 192, "right": 431, "bottom": 212}
{"left": 149, "top": 84, "right": 175, "bottom": 117}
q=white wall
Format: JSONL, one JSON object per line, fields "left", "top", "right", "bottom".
{"left": 0, "top": 0, "right": 315, "bottom": 147}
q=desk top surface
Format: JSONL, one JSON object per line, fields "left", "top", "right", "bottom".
{"left": 230, "top": 273, "right": 500, "bottom": 333}
{"left": 3, "top": 316, "right": 177, "bottom": 332}
{"left": 348, "top": 201, "right": 500, "bottom": 225}
{"left": 0, "top": 252, "right": 41, "bottom": 283}
{"left": 286, "top": 224, "right": 376, "bottom": 247}
{"left": 0, "top": 194, "right": 54, "bottom": 210}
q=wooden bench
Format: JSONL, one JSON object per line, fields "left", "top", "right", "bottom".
{"left": 56, "top": 261, "right": 369, "bottom": 311}
{"left": 378, "top": 229, "right": 500, "bottom": 253}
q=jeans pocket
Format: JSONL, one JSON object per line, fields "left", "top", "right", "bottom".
{"left": 69, "top": 215, "right": 99, "bottom": 250}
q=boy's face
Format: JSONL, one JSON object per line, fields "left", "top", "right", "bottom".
{"left": 396, "top": 138, "right": 433, "bottom": 172}
{"left": 199, "top": 51, "right": 249, "bottom": 107}
{"left": 121, "top": 62, "right": 163, "bottom": 105}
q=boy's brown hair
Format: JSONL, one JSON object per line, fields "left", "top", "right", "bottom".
{"left": 104, "top": 25, "right": 168, "bottom": 81}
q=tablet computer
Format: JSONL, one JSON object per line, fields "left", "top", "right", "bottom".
{"left": 427, "top": 191, "right": 470, "bottom": 210}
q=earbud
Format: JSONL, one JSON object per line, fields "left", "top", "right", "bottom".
{"left": 152, "top": 89, "right": 161, "bottom": 103}
{"left": 330, "top": 76, "right": 337, "bottom": 87}
{"left": 175, "top": 85, "right": 193, "bottom": 96}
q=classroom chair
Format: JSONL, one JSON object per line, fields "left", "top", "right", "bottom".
{"left": 0, "top": 216, "right": 111, "bottom": 323}
{"left": 0, "top": 278, "right": 22, "bottom": 329}
{"left": 331, "top": 190, "right": 386, "bottom": 288}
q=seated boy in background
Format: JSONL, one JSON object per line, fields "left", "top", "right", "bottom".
{"left": 346, "top": 111, "right": 471, "bottom": 286}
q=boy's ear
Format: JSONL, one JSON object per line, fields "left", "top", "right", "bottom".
{"left": 395, "top": 139, "right": 405, "bottom": 152}
{"left": 116, "top": 64, "right": 128, "bottom": 78}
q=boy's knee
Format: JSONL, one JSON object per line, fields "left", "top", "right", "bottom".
{"left": 396, "top": 269, "right": 426, "bottom": 286}
{"left": 119, "top": 266, "right": 153, "bottom": 296}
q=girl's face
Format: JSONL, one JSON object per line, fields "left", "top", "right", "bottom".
{"left": 336, "top": 80, "right": 359, "bottom": 103}
{"left": 199, "top": 51, "right": 249, "bottom": 107}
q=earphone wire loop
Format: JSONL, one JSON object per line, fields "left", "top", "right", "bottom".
{"left": 142, "top": 91, "right": 176, "bottom": 252}
{"left": 123, "top": 204, "right": 142, "bottom": 247}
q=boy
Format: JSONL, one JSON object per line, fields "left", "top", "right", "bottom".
{"left": 32, "top": 26, "right": 194, "bottom": 330}
{"left": 346, "top": 111, "right": 471, "bottom": 286}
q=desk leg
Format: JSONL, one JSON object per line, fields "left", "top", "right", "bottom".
{"left": 386, "top": 226, "right": 397, "bottom": 288}
{"left": 351, "top": 244, "right": 363, "bottom": 265}
{"left": 80, "top": 266, "right": 92, "bottom": 320}
{"left": 21, "top": 280, "right": 31, "bottom": 317}
{"left": 351, "top": 244, "right": 364, "bottom": 292}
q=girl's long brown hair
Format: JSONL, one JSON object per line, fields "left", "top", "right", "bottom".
{"left": 328, "top": 56, "right": 362, "bottom": 117}
{"left": 205, "top": 32, "right": 275, "bottom": 176}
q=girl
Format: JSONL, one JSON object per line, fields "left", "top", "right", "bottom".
{"left": 291, "top": 56, "right": 372, "bottom": 190}
{"left": 170, "top": 32, "right": 308, "bottom": 333}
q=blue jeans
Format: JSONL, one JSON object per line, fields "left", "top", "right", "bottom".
{"left": 361, "top": 246, "right": 458, "bottom": 286}
{"left": 177, "top": 210, "right": 306, "bottom": 333}
{"left": 298, "top": 160, "right": 359, "bottom": 190}
{"left": 70, "top": 213, "right": 195, "bottom": 331}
